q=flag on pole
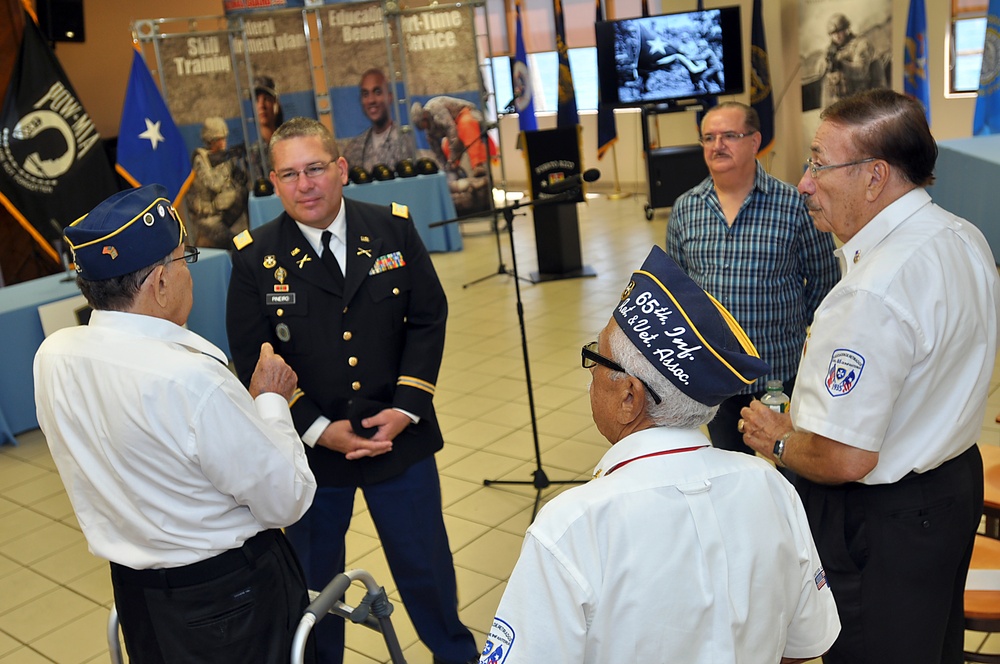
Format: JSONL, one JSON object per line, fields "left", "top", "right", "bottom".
{"left": 641, "top": 0, "right": 650, "bottom": 18}
{"left": 973, "top": 0, "right": 1000, "bottom": 134}
{"left": 750, "top": 0, "right": 775, "bottom": 156}
{"left": 596, "top": 0, "right": 617, "bottom": 159}
{"left": 904, "top": 0, "right": 931, "bottom": 125}
{"left": 513, "top": 0, "right": 537, "bottom": 132}
{"left": 0, "top": 11, "right": 119, "bottom": 263}
{"left": 116, "top": 45, "right": 193, "bottom": 204}
{"left": 553, "top": 0, "right": 579, "bottom": 127}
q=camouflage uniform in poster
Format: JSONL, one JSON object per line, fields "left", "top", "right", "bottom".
{"left": 188, "top": 117, "right": 250, "bottom": 249}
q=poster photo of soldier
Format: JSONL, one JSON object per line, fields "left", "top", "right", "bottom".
{"left": 799, "top": 0, "right": 891, "bottom": 112}
{"left": 322, "top": 2, "right": 416, "bottom": 174}
{"left": 613, "top": 12, "right": 726, "bottom": 104}
{"left": 187, "top": 116, "right": 250, "bottom": 249}
{"left": 237, "top": 10, "right": 318, "bottom": 182}
{"left": 798, "top": 0, "right": 890, "bottom": 154}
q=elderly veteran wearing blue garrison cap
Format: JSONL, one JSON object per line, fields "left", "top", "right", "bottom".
{"left": 34, "top": 184, "right": 318, "bottom": 664}
{"left": 480, "top": 245, "right": 839, "bottom": 664}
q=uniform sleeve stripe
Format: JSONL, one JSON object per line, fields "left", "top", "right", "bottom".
{"left": 288, "top": 388, "right": 305, "bottom": 408}
{"left": 397, "top": 376, "right": 436, "bottom": 395}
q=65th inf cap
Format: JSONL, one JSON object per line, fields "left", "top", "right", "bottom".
{"left": 613, "top": 246, "right": 770, "bottom": 406}
{"left": 64, "top": 184, "right": 185, "bottom": 281}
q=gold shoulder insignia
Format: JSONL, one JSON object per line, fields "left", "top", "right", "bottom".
{"left": 233, "top": 230, "right": 254, "bottom": 250}
{"left": 391, "top": 202, "right": 409, "bottom": 218}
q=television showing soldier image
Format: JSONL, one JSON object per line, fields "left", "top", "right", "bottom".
{"left": 595, "top": 6, "right": 744, "bottom": 107}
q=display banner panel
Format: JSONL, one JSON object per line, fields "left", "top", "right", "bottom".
{"left": 224, "top": 0, "right": 311, "bottom": 15}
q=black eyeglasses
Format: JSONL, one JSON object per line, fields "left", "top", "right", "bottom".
{"left": 581, "top": 341, "right": 662, "bottom": 404}
{"left": 168, "top": 246, "right": 200, "bottom": 265}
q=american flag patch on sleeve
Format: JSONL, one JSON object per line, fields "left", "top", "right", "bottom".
{"left": 815, "top": 567, "right": 828, "bottom": 590}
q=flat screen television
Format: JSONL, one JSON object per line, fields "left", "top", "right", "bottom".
{"left": 595, "top": 6, "right": 744, "bottom": 107}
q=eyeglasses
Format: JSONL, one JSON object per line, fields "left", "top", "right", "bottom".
{"left": 168, "top": 246, "right": 199, "bottom": 265}
{"left": 582, "top": 341, "right": 662, "bottom": 405}
{"left": 698, "top": 131, "right": 754, "bottom": 145}
{"left": 805, "top": 157, "right": 876, "bottom": 178}
{"left": 274, "top": 159, "right": 336, "bottom": 184}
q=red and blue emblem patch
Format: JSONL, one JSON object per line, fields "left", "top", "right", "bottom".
{"left": 825, "top": 349, "right": 864, "bottom": 397}
{"left": 481, "top": 617, "right": 514, "bottom": 663}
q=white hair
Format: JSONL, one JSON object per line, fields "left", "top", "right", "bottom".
{"left": 605, "top": 325, "right": 718, "bottom": 428}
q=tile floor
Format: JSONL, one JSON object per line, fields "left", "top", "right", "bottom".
{"left": 2, "top": 192, "right": 1000, "bottom": 663}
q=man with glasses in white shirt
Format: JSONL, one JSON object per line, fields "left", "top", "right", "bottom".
{"left": 667, "top": 101, "right": 839, "bottom": 462}
{"left": 226, "top": 117, "right": 479, "bottom": 664}
{"left": 34, "top": 184, "right": 317, "bottom": 663}
{"left": 740, "top": 88, "right": 1000, "bottom": 663}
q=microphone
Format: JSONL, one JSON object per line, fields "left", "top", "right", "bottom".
{"left": 541, "top": 168, "right": 601, "bottom": 194}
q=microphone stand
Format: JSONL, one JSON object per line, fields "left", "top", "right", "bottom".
{"left": 432, "top": 187, "right": 588, "bottom": 520}
{"left": 459, "top": 115, "right": 533, "bottom": 289}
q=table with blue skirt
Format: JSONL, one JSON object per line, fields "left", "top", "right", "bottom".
{"left": 0, "top": 248, "right": 232, "bottom": 445}
{"left": 927, "top": 135, "right": 1000, "bottom": 264}
{"left": 247, "top": 172, "right": 462, "bottom": 253}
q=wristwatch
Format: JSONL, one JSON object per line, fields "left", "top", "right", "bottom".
{"left": 773, "top": 432, "right": 792, "bottom": 467}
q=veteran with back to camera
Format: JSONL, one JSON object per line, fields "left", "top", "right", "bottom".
{"left": 480, "top": 246, "right": 840, "bottom": 664}
{"left": 34, "top": 184, "right": 317, "bottom": 663}
{"left": 225, "top": 117, "right": 479, "bottom": 664}
{"left": 740, "top": 88, "right": 1000, "bottom": 663}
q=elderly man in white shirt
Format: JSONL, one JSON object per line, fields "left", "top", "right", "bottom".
{"left": 34, "top": 184, "right": 317, "bottom": 664}
{"left": 481, "top": 246, "right": 840, "bottom": 664}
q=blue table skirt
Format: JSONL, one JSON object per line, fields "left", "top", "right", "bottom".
{"left": 1, "top": 248, "right": 232, "bottom": 445}
{"left": 247, "top": 172, "right": 462, "bottom": 253}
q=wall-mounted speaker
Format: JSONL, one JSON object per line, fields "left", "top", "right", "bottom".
{"left": 36, "top": 0, "right": 85, "bottom": 43}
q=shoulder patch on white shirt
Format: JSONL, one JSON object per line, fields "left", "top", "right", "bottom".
{"left": 481, "top": 617, "right": 515, "bottom": 663}
{"left": 825, "top": 349, "right": 865, "bottom": 397}
{"left": 815, "top": 567, "right": 828, "bottom": 590}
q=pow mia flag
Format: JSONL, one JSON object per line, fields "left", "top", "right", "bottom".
{"left": 0, "top": 12, "right": 118, "bottom": 264}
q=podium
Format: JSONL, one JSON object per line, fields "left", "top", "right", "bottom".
{"left": 522, "top": 127, "right": 596, "bottom": 282}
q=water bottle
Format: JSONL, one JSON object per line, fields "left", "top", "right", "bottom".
{"left": 760, "top": 379, "right": 790, "bottom": 413}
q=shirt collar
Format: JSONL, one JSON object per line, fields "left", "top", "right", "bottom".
{"left": 89, "top": 310, "right": 228, "bottom": 365}
{"left": 836, "top": 188, "right": 931, "bottom": 274}
{"left": 592, "top": 427, "right": 709, "bottom": 479}
{"left": 294, "top": 201, "right": 348, "bottom": 256}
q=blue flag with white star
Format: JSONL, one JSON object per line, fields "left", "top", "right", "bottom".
{"left": 513, "top": 0, "right": 537, "bottom": 132}
{"left": 116, "top": 46, "right": 193, "bottom": 204}
{"left": 974, "top": 0, "right": 1000, "bottom": 134}
{"left": 904, "top": 0, "right": 931, "bottom": 125}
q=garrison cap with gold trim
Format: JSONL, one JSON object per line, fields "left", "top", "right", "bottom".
{"left": 614, "top": 246, "right": 770, "bottom": 406}
{"left": 64, "top": 184, "right": 185, "bottom": 281}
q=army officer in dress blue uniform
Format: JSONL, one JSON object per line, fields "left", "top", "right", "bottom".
{"left": 226, "top": 117, "right": 479, "bottom": 664}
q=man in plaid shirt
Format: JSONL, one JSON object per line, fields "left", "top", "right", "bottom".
{"left": 666, "top": 101, "right": 839, "bottom": 459}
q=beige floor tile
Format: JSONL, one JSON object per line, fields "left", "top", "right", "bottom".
{"left": 0, "top": 554, "right": 19, "bottom": 580}
{"left": 31, "top": 540, "right": 109, "bottom": 587}
{"left": 0, "top": 632, "right": 19, "bottom": 660}
{"left": 2, "top": 473, "right": 66, "bottom": 509}
{"left": 0, "top": 587, "right": 99, "bottom": 643}
{"left": 0, "top": 646, "right": 52, "bottom": 663}
{"left": 444, "top": 486, "right": 535, "bottom": 528}
{"left": 0, "top": 458, "right": 49, "bottom": 494}
{"left": 0, "top": 522, "right": 85, "bottom": 566}
{"left": 29, "top": 607, "right": 109, "bottom": 664}
{"left": 451, "top": 528, "right": 524, "bottom": 579}
{"left": 439, "top": 475, "right": 485, "bottom": 509}
{"left": 0, "top": 509, "right": 51, "bottom": 547}
{"left": 64, "top": 566, "right": 114, "bottom": 606}
{"left": 441, "top": 419, "right": 516, "bottom": 450}
{"left": 0, "top": 567, "right": 59, "bottom": 616}
{"left": 0, "top": 497, "right": 20, "bottom": 519}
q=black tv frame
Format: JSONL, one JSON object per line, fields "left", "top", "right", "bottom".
{"left": 595, "top": 6, "right": 744, "bottom": 108}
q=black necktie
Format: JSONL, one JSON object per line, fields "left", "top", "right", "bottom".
{"left": 321, "top": 230, "right": 345, "bottom": 289}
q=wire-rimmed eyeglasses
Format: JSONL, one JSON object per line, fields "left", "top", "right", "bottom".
{"left": 698, "top": 131, "right": 754, "bottom": 145}
{"left": 805, "top": 157, "right": 876, "bottom": 178}
{"left": 582, "top": 341, "right": 662, "bottom": 405}
{"left": 274, "top": 159, "right": 336, "bottom": 184}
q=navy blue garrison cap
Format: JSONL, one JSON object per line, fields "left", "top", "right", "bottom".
{"left": 614, "top": 246, "right": 770, "bottom": 406}
{"left": 64, "top": 184, "right": 186, "bottom": 281}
